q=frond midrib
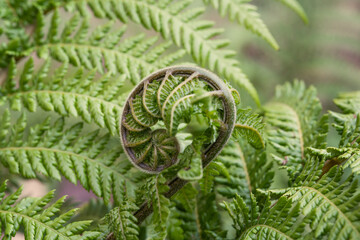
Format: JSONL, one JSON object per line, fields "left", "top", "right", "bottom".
{"left": 33, "top": 42, "right": 159, "bottom": 75}
{"left": 235, "top": 142, "right": 252, "bottom": 193}
{"left": 6, "top": 89, "right": 123, "bottom": 109}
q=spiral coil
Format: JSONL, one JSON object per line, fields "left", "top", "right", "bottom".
{"left": 120, "top": 66, "right": 236, "bottom": 173}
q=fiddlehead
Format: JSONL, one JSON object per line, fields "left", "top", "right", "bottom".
{"left": 120, "top": 66, "right": 237, "bottom": 173}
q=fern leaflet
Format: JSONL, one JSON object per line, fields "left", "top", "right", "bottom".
{"left": 0, "top": 180, "right": 100, "bottom": 239}
{"left": 0, "top": 111, "right": 136, "bottom": 205}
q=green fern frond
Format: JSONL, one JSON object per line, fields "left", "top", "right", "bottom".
{"left": 278, "top": 166, "right": 360, "bottom": 239}
{"left": 200, "top": 160, "right": 229, "bottom": 195}
{"left": 144, "top": 175, "right": 170, "bottom": 239}
{"left": 273, "top": 0, "right": 308, "bottom": 24}
{"left": 31, "top": 10, "right": 185, "bottom": 84}
{"left": 203, "top": 0, "right": 279, "bottom": 50}
{"left": 1, "top": 58, "right": 127, "bottom": 136}
{"left": 334, "top": 91, "right": 360, "bottom": 114}
{"left": 178, "top": 156, "right": 203, "bottom": 181}
{"left": 103, "top": 200, "right": 139, "bottom": 240}
{"left": 0, "top": 111, "right": 135, "bottom": 205}
{"left": 171, "top": 185, "right": 225, "bottom": 239}
{"left": 264, "top": 80, "right": 325, "bottom": 173}
{"left": 224, "top": 193, "right": 311, "bottom": 239}
{"left": 67, "top": 0, "right": 260, "bottom": 106}
{"left": 233, "top": 108, "right": 265, "bottom": 149}
{"left": 215, "top": 141, "right": 273, "bottom": 202}
{"left": 0, "top": 180, "right": 100, "bottom": 239}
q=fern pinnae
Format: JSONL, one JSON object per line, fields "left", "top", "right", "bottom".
{"left": 1, "top": 58, "right": 126, "bottom": 136}
{"left": 0, "top": 112, "right": 136, "bottom": 206}
{"left": 68, "top": 0, "right": 260, "bottom": 106}
{"left": 0, "top": 180, "right": 100, "bottom": 239}
{"left": 27, "top": 10, "right": 186, "bottom": 85}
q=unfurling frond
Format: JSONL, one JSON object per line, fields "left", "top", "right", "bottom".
{"left": 264, "top": 80, "right": 325, "bottom": 174}
{"left": 0, "top": 180, "right": 100, "bottom": 239}
{"left": 0, "top": 111, "right": 135, "bottom": 205}
{"left": 1, "top": 58, "right": 126, "bottom": 136}
{"left": 67, "top": 0, "right": 260, "bottom": 106}
{"left": 224, "top": 193, "right": 311, "bottom": 239}
{"left": 215, "top": 141, "right": 273, "bottom": 202}
{"left": 233, "top": 108, "right": 265, "bottom": 149}
{"left": 203, "top": 0, "right": 279, "bottom": 50}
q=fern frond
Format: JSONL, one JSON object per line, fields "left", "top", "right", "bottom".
{"left": 203, "top": 0, "right": 279, "bottom": 50}
{"left": 68, "top": 0, "right": 260, "bottom": 106}
{"left": 200, "top": 160, "right": 229, "bottom": 195}
{"left": 33, "top": 10, "right": 185, "bottom": 84}
{"left": 233, "top": 108, "right": 265, "bottom": 149}
{"left": 279, "top": 166, "right": 360, "bottom": 239}
{"left": 215, "top": 141, "right": 273, "bottom": 202}
{"left": 273, "top": 0, "right": 308, "bottom": 24}
{"left": 0, "top": 180, "right": 100, "bottom": 239}
{"left": 334, "top": 91, "right": 360, "bottom": 114}
{"left": 0, "top": 111, "right": 135, "bottom": 205}
{"left": 144, "top": 175, "right": 170, "bottom": 239}
{"left": 104, "top": 200, "right": 139, "bottom": 240}
{"left": 224, "top": 193, "right": 311, "bottom": 239}
{"left": 171, "top": 185, "right": 225, "bottom": 239}
{"left": 264, "top": 80, "right": 325, "bottom": 173}
{"left": 1, "top": 58, "right": 126, "bottom": 136}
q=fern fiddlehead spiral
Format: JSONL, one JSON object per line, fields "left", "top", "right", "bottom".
{"left": 120, "top": 66, "right": 237, "bottom": 174}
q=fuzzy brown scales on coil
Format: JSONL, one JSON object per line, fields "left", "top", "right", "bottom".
{"left": 120, "top": 66, "right": 237, "bottom": 174}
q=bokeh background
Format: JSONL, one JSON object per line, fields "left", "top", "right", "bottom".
{"left": 2, "top": 0, "right": 359, "bottom": 238}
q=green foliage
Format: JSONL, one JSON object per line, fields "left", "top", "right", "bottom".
{"left": 224, "top": 193, "right": 311, "bottom": 239}
{"left": 103, "top": 201, "right": 139, "bottom": 240}
{"left": 233, "top": 108, "right": 265, "bottom": 149}
{"left": 215, "top": 141, "right": 273, "bottom": 202}
{"left": 0, "top": 180, "right": 100, "bottom": 239}
{"left": 1, "top": 58, "right": 126, "bottom": 135}
{"left": 264, "top": 80, "right": 326, "bottom": 174}
{"left": 0, "top": 1, "right": 357, "bottom": 240}
{"left": 64, "top": 0, "right": 261, "bottom": 106}
{"left": 0, "top": 111, "right": 135, "bottom": 206}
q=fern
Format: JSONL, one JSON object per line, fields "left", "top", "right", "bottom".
{"left": 233, "top": 108, "right": 265, "bottom": 149}
{"left": 224, "top": 193, "right": 312, "bottom": 239}
{"left": 203, "top": 0, "right": 279, "bottom": 50}
{"left": 277, "top": 166, "right": 360, "bottom": 239}
{"left": 215, "top": 141, "right": 273, "bottom": 202}
{"left": 264, "top": 80, "right": 326, "bottom": 173}
{"left": 1, "top": 58, "right": 126, "bottom": 136}
{"left": 34, "top": 10, "right": 185, "bottom": 84}
{"left": 142, "top": 175, "right": 170, "bottom": 240}
{"left": 66, "top": 0, "right": 261, "bottom": 106}
{"left": 309, "top": 92, "right": 360, "bottom": 174}
{"left": 101, "top": 200, "right": 139, "bottom": 240}
{"left": 0, "top": 180, "right": 100, "bottom": 239}
{"left": 0, "top": 111, "right": 136, "bottom": 205}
